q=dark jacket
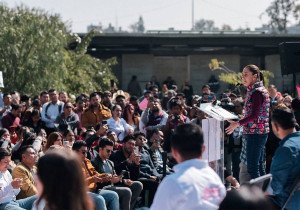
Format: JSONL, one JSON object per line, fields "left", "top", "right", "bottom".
{"left": 110, "top": 149, "right": 140, "bottom": 181}
{"left": 139, "top": 147, "right": 161, "bottom": 179}
{"left": 55, "top": 112, "right": 80, "bottom": 133}
{"left": 92, "top": 155, "right": 116, "bottom": 188}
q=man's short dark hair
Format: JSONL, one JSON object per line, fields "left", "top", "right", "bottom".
{"left": 101, "top": 91, "right": 112, "bottom": 98}
{"left": 123, "top": 134, "right": 135, "bottom": 143}
{"left": 89, "top": 92, "right": 99, "bottom": 100}
{"left": 168, "top": 97, "right": 183, "bottom": 110}
{"left": 176, "top": 93, "right": 185, "bottom": 98}
{"left": 20, "top": 95, "right": 30, "bottom": 102}
{"left": 171, "top": 124, "right": 204, "bottom": 160}
{"left": 72, "top": 140, "right": 87, "bottom": 151}
{"left": 39, "top": 91, "right": 48, "bottom": 97}
{"left": 98, "top": 138, "right": 114, "bottom": 149}
{"left": 271, "top": 107, "right": 298, "bottom": 130}
{"left": 3, "top": 93, "right": 11, "bottom": 99}
{"left": 0, "top": 148, "right": 11, "bottom": 161}
{"left": 19, "top": 145, "right": 34, "bottom": 160}
{"left": 149, "top": 85, "right": 158, "bottom": 91}
{"left": 202, "top": 85, "right": 210, "bottom": 90}
{"left": 48, "top": 89, "right": 56, "bottom": 93}
{"left": 133, "top": 131, "right": 145, "bottom": 139}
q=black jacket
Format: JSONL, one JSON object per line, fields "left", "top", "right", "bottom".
{"left": 110, "top": 149, "right": 140, "bottom": 181}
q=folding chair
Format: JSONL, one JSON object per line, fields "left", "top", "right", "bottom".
{"left": 281, "top": 176, "right": 300, "bottom": 210}
{"left": 249, "top": 173, "right": 272, "bottom": 192}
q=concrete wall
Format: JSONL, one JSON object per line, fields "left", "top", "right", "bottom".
{"left": 190, "top": 55, "right": 240, "bottom": 95}
{"left": 122, "top": 54, "right": 154, "bottom": 90}
{"left": 121, "top": 53, "right": 291, "bottom": 95}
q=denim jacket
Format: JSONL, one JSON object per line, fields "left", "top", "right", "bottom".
{"left": 270, "top": 131, "right": 300, "bottom": 210}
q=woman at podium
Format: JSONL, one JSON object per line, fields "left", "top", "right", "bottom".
{"left": 226, "top": 64, "right": 270, "bottom": 180}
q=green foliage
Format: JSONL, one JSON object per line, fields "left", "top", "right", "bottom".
{"left": 209, "top": 59, "right": 274, "bottom": 87}
{"left": 218, "top": 71, "right": 274, "bottom": 87}
{"left": 0, "top": 4, "right": 117, "bottom": 95}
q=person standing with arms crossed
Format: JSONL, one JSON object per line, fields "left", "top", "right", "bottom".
{"left": 226, "top": 64, "right": 270, "bottom": 180}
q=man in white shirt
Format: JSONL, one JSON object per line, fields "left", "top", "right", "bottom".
{"left": 41, "top": 89, "right": 64, "bottom": 135}
{"left": 150, "top": 124, "right": 226, "bottom": 210}
{"left": 0, "top": 148, "right": 36, "bottom": 210}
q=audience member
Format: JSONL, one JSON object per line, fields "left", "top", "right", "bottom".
{"left": 269, "top": 107, "right": 300, "bottom": 210}
{"left": 92, "top": 138, "right": 143, "bottom": 210}
{"left": 81, "top": 92, "right": 112, "bottom": 128}
{"left": 0, "top": 148, "right": 36, "bottom": 210}
{"left": 12, "top": 146, "right": 37, "bottom": 199}
{"left": 150, "top": 124, "right": 226, "bottom": 210}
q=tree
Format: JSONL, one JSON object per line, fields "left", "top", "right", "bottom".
{"left": 221, "top": 24, "right": 232, "bottom": 31}
{"left": 130, "top": 16, "right": 145, "bottom": 33}
{"left": 0, "top": 5, "right": 117, "bottom": 95}
{"left": 64, "top": 31, "right": 117, "bottom": 94}
{"left": 264, "top": 0, "right": 298, "bottom": 33}
{"left": 208, "top": 59, "right": 274, "bottom": 87}
{"left": 194, "top": 19, "right": 219, "bottom": 31}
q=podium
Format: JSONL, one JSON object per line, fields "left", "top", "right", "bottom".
{"left": 200, "top": 103, "right": 238, "bottom": 182}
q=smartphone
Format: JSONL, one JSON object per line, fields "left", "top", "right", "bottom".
{"left": 63, "top": 141, "right": 69, "bottom": 147}
{"left": 102, "top": 120, "right": 107, "bottom": 125}
{"left": 119, "top": 170, "right": 127, "bottom": 177}
{"left": 133, "top": 146, "right": 139, "bottom": 155}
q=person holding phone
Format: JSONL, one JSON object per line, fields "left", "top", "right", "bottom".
{"left": 0, "top": 148, "right": 36, "bottom": 210}
{"left": 93, "top": 138, "right": 143, "bottom": 210}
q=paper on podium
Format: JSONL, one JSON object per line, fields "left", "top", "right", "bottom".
{"left": 200, "top": 103, "right": 238, "bottom": 121}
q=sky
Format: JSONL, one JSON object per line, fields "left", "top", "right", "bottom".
{"left": 2, "top": 0, "right": 274, "bottom": 33}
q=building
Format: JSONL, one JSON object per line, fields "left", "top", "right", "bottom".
{"left": 78, "top": 32, "right": 300, "bottom": 94}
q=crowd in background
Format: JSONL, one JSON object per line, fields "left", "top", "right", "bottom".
{"left": 0, "top": 68, "right": 300, "bottom": 210}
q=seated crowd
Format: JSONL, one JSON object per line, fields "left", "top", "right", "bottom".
{"left": 0, "top": 77, "right": 299, "bottom": 210}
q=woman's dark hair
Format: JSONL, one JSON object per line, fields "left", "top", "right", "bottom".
{"left": 123, "top": 104, "right": 136, "bottom": 123}
{"left": 271, "top": 106, "right": 299, "bottom": 130}
{"left": 0, "top": 148, "right": 11, "bottom": 160}
{"left": 0, "top": 128, "right": 9, "bottom": 139}
{"left": 45, "top": 132, "right": 62, "bottom": 150}
{"left": 31, "top": 109, "right": 40, "bottom": 118}
{"left": 112, "top": 104, "right": 122, "bottom": 112}
{"left": 219, "top": 185, "right": 274, "bottom": 210}
{"left": 63, "top": 129, "right": 73, "bottom": 138}
{"left": 36, "top": 150, "right": 93, "bottom": 210}
{"left": 244, "top": 64, "right": 264, "bottom": 84}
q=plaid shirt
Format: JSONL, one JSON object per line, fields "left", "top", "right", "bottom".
{"left": 240, "top": 136, "right": 247, "bottom": 165}
{"left": 232, "top": 116, "right": 247, "bottom": 165}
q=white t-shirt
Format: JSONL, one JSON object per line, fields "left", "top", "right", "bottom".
{"left": 150, "top": 159, "right": 226, "bottom": 210}
{"left": 0, "top": 170, "right": 20, "bottom": 204}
